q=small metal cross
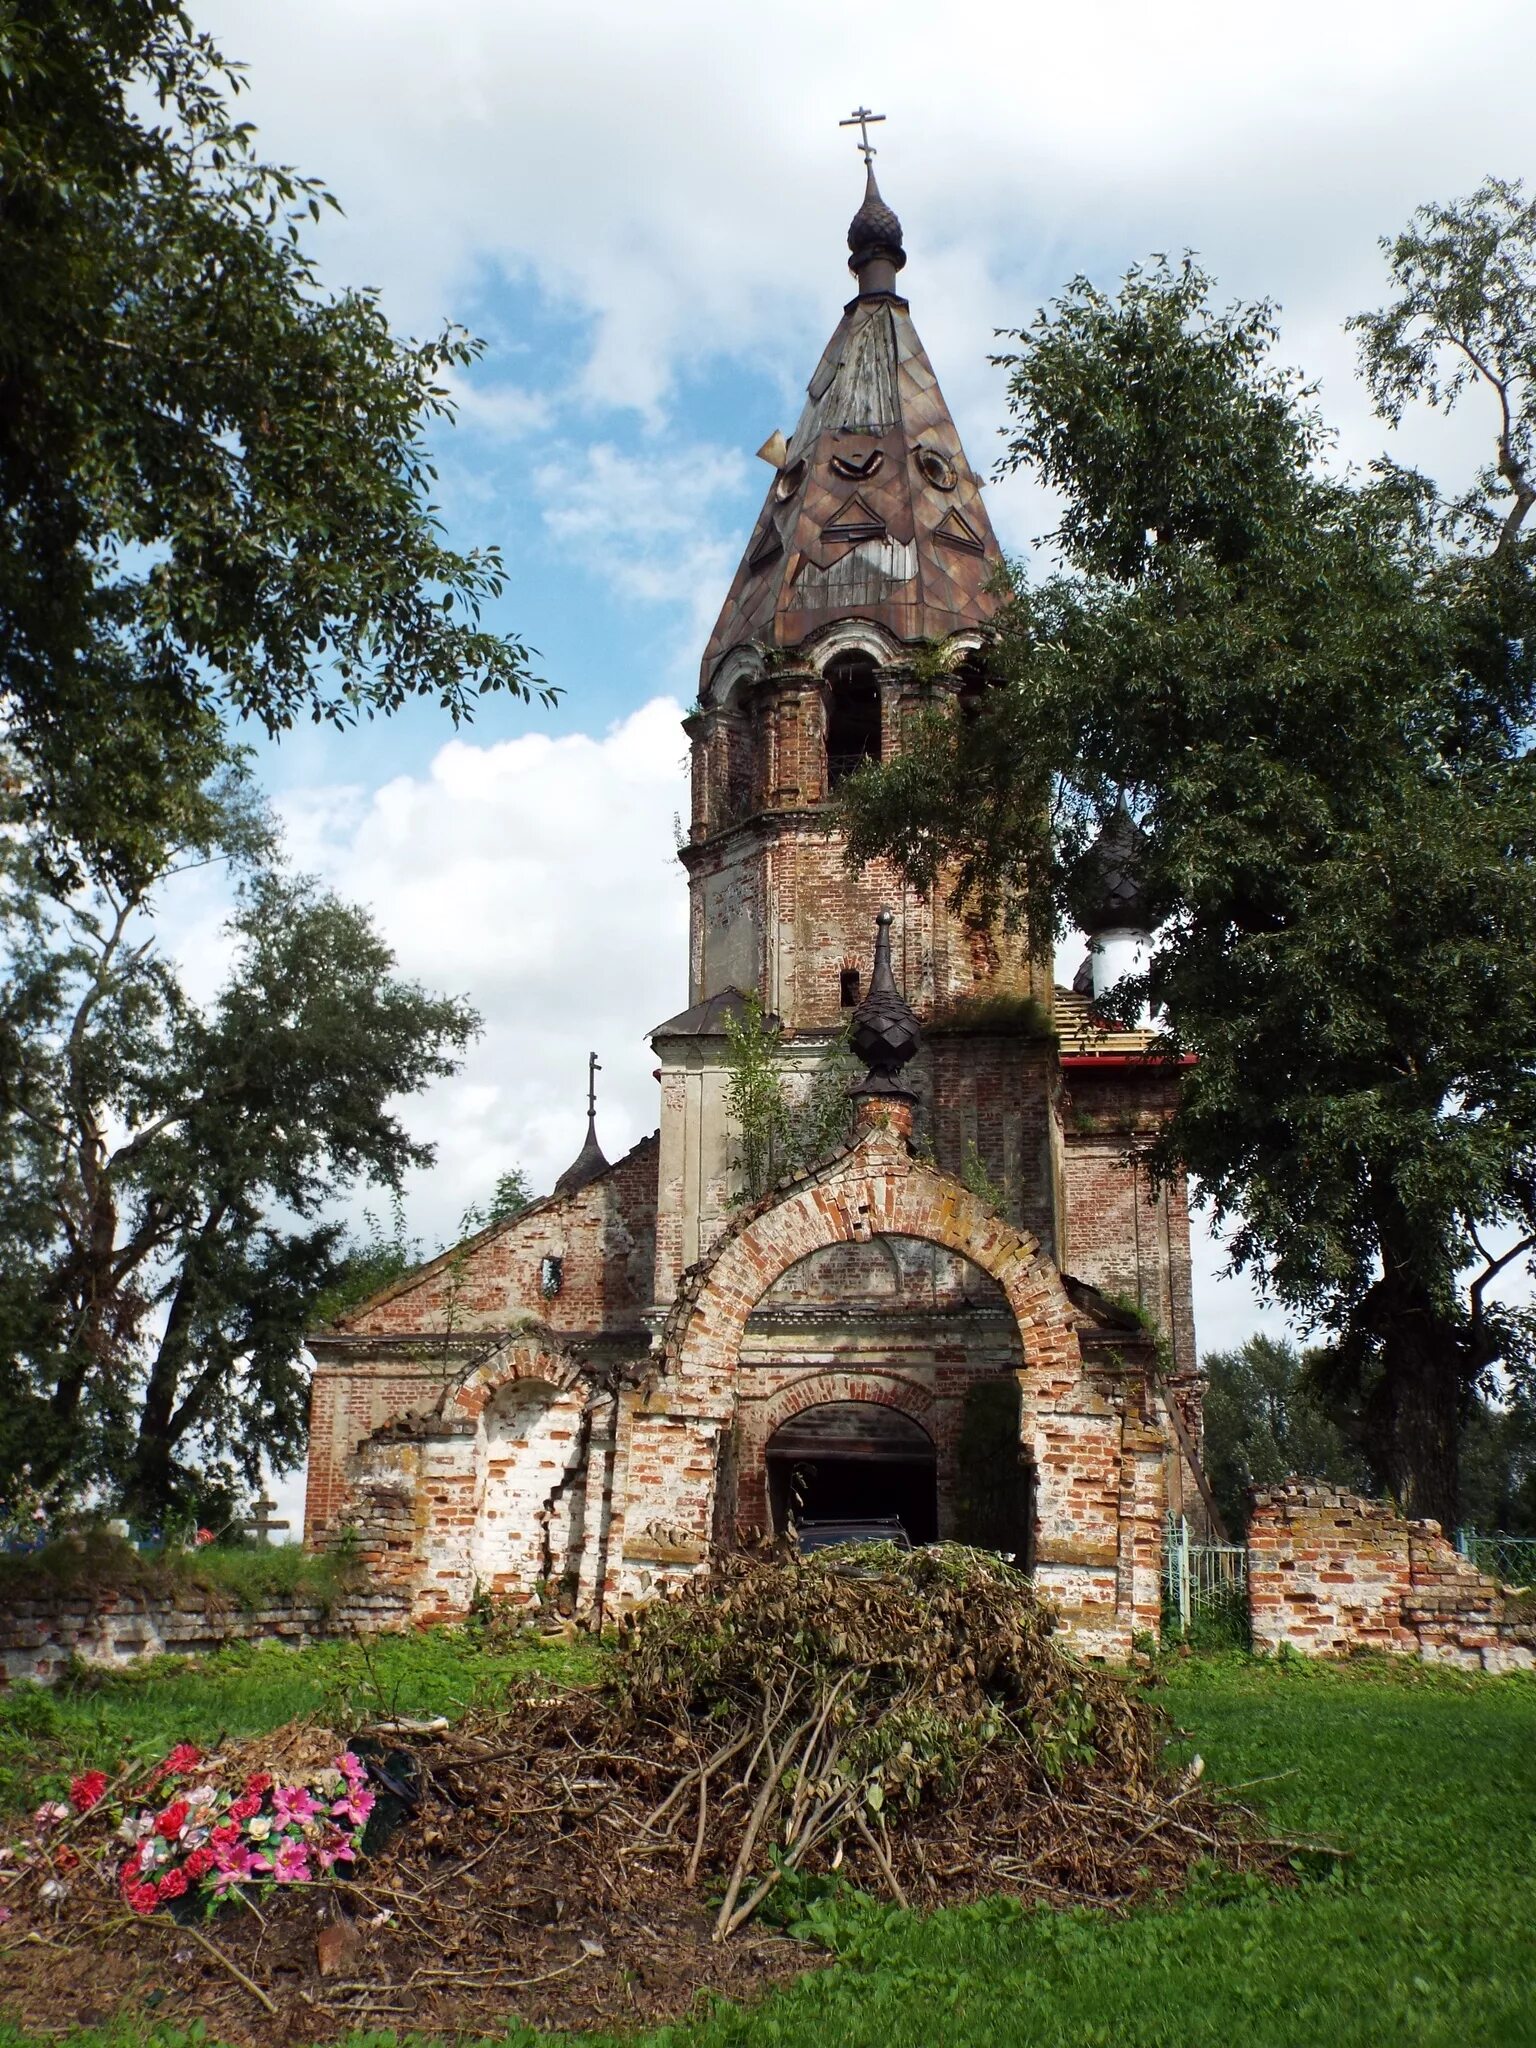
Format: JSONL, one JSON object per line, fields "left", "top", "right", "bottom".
{"left": 839, "top": 106, "right": 886, "bottom": 165}
{"left": 587, "top": 1050, "right": 601, "bottom": 1121}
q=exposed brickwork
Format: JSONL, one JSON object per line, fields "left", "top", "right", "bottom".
{"left": 1248, "top": 1482, "right": 1536, "bottom": 1672}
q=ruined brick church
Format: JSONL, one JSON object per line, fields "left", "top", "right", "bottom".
{"left": 303, "top": 163, "right": 1206, "bottom": 1656}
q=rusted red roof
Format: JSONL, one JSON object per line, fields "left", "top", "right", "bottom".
{"left": 701, "top": 194, "right": 1003, "bottom": 691}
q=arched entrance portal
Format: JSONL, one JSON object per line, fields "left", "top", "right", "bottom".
{"left": 766, "top": 1401, "right": 937, "bottom": 1544}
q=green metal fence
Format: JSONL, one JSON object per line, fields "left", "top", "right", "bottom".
{"left": 1163, "top": 1514, "right": 1250, "bottom": 1646}
{"left": 1455, "top": 1530, "right": 1536, "bottom": 1586}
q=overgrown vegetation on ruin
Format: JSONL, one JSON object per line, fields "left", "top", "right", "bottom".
{"left": 722, "top": 994, "right": 861, "bottom": 1202}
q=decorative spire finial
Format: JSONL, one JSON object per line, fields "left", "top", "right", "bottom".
{"left": 839, "top": 105, "right": 886, "bottom": 166}
{"left": 555, "top": 1051, "right": 610, "bottom": 1196}
{"left": 841, "top": 110, "right": 905, "bottom": 295}
{"left": 848, "top": 908, "right": 921, "bottom": 1099}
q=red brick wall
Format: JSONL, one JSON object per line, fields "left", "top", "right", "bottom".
{"left": 1060, "top": 1067, "right": 1195, "bottom": 1374}
{"left": 1248, "top": 1483, "right": 1535, "bottom": 1671}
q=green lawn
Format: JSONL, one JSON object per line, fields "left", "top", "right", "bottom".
{"left": 0, "top": 1625, "right": 602, "bottom": 1815}
{"left": 1, "top": 1639, "right": 1532, "bottom": 2046}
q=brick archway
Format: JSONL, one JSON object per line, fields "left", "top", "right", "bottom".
{"left": 451, "top": 1336, "right": 587, "bottom": 1423}
{"left": 658, "top": 1127, "right": 1084, "bottom": 1408}
{"left": 757, "top": 1369, "right": 935, "bottom": 1439}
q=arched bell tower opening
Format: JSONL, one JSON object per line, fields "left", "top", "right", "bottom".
{"left": 824, "top": 650, "right": 882, "bottom": 789}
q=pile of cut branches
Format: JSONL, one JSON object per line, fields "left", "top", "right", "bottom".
{"left": 0, "top": 1549, "right": 1312, "bottom": 2043}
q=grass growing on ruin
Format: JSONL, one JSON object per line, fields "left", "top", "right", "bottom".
{"left": 0, "top": 1532, "right": 355, "bottom": 1612}
{"left": 0, "top": 1624, "right": 603, "bottom": 1816}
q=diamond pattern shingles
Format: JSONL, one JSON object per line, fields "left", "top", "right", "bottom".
{"left": 700, "top": 293, "right": 1002, "bottom": 691}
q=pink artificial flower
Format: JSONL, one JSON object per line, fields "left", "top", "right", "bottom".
{"left": 337, "top": 1752, "right": 367, "bottom": 1785}
{"left": 210, "top": 1838, "right": 269, "bottom": 1887}
{"left": 314, "top": 1825, "right": 357, "bottom": 1872}
{"left": 270, "top": 1838, "right": 312, "bottom": 1885}
{"left": 331, "top": 1786, "right": 375, "bottom": 1829}
{"left": 272, "top": 1784, "right": 319, "bottom": 1827}
{"left": 31, "top": 1802, "right": 70, "bottom": 1833}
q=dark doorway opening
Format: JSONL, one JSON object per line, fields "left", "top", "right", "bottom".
{"left": 765, "top": 1401, "right": 937, "bottom": 1545}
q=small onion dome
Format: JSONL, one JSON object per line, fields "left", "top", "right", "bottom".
{"left": 1070, "top": 798, "right": 1153, "bottom": 936}
{"left": 847, "top": 164, "right": 906, "bottom": 286}
{"left": 849, "top": 909, "right": 921, "bottom": 1094}
{"left": 554, "top": 1110, "right": 609, "bottom": 1196}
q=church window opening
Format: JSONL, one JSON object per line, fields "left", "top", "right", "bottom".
{"left": 839, "top": 967, "right": 860, "bottom": 1007}
{"left": 540, "top": 1255, "right": 563, "bottom": 1299}
{"left": 824, "top": 652, "right": 882, "bottom": 789}
{"left": 956, "top": 653, "right": 992, "bottom": 723}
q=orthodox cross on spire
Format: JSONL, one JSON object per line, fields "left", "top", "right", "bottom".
{"left": 587, "top": 1050, "right": 601, "bottom": 1123}
{"left": 839, "top": 105, "right": 886, "bottom": 165}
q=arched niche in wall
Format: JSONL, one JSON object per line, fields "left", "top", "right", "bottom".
{"left": 823, "top": 649, "right": 882, "bottom": 790}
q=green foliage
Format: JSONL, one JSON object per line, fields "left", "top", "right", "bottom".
{"left": 723, "top": 994, "right": 860, "bottom": 1203}
{"left": 1201, "top": 1336, "right": 1369, "bottom": 1536}
{"left": 952, "top": 1378, "right": 1031, "bottom": 1560}
{"left": 312, "top": 1193, "right": 423, "bottom": 1327}
{"left": 0, "top": 761, "right": 478, "bottom": 1521}
{"left": 959, "top": 1141, "right": 1010, "bottom": 1218}
{"left": 842, "top": 195, "right": 1536, "bottom": 1531}
{"left": 0, "top": 1529, "right": 353, "bottom": 1612}
{"left": 925, "top": 992, "right": 1055, "bottom": 1038}
{"left": 0, "top": 1, "right": 548, "bottom": 890}
{"left": 0, "top": 1623, "right": 602, "bottom": 1817}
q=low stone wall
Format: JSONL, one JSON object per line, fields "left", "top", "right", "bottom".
{"left": 1248, "top": 1481, "right": 1536, "bottom": 1673}
{"left": 0, "top": 1582, "right": 411, "bottom": 1687}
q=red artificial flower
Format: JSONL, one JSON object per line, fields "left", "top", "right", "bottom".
{"left": 194, "top": 1528, "right": 215, "bottom": 1546}
{"left": 210, "top": 1821, "right": 240, "bottom": 1847}
{"left": 183, "top": 1846, "right": 215, "bottom": 1880}
{"left": 54, "top": 1845, "right": 79, "bottom": 1872}
{"left": 119, "top": 1845, "right": 143, "bottom": 1884}
{"left": 127, "top": 1880, "right": 159, "bottom": 1916}
{"left": 227, "top": 1794, "right": 261, "bottom": 1823}
{"left": 157, "top": 1866, "right": 189, "bottom": 1899}
{"left": 69, "top": 1769, "right": 109, "bottom": 1813}
{"left": 242, "top": 1771, "right": 272, "bottom": 1797}
{"left": 149, "top": 1743, "right": 202, "bottom": 1786}
{"left": 155, "top": 1800, "right": 190, "bottom": 1840}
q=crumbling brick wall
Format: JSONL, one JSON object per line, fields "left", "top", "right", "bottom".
{"left": 1248, "top": 1481, "right": 1536, "bottom": 1672}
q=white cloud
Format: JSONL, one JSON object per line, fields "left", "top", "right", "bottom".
{"left": 275, "top": 696, "right": 690, "bottom": 1252}
{"left": 533, "top": 439, "right": 751, "bottom": 665}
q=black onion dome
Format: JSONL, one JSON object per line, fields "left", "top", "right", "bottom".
{"left": 554, "top": 1111, "right": 609, "bottom": 1196}
{"left": 847, "top": 165, "right": 906, "bottom": 278}
{"left": 1071, "top": 799, "right": 1153, "bottom": 935}
{"left": 849, "top": 910, "right": 921, "bottom": 1094}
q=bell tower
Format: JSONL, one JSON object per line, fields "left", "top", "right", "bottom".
{"left": 652, "top": 145, "right": 1063, "bottom": 1294}
{"left": 679, "top": 155, "right": 1048, "bottom": 1034}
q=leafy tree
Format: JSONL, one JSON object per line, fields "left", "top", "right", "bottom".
{"left": 482, "top": 1167, "right": 534, "bottom": 1227}
{"left": 843, "top": 185, "right": 1536, "bottom": 1530}
{"left": 0, "top": 763, "right": 477, "bottom": 1521}
{"left": 723, "top": 995, "right": 859, "bottom": 1203}
{"left": 311, "top": 1196, "right": 423, "bottom": 1331}
{"left": 1201, "top": 1336, "right": 1368, "bottom": 1538}
{"left": 0, "top": 1, "right": 547, "bottom": 888}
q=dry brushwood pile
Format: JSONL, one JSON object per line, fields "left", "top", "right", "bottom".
{"left": 0, "top": 1547, "right": 1304, "bottom": 2041}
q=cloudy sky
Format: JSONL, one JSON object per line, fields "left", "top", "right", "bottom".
{"left": 185, "top": 0, "right": 1534, "bottom": 1399}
